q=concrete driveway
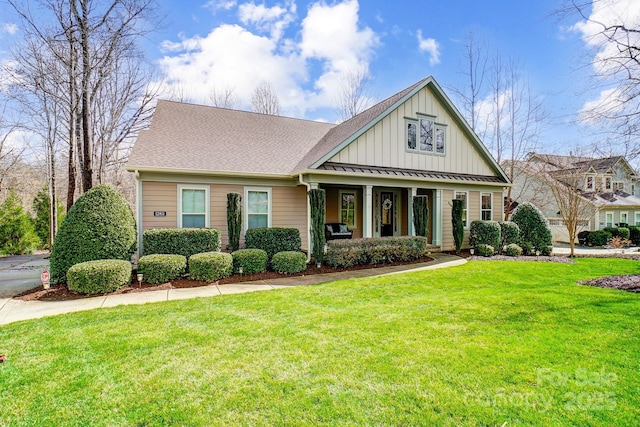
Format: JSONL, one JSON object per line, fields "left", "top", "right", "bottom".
{"left": 0, "top": 253, "right": 49, "bottom": 298}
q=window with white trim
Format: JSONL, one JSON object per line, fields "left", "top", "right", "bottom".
{"left": 178, "top": 184, "right": 209, "bottom": 228}
{"left": 406, "top": 115, "right": 446, "bottom": 155}
{"left": 481, "top": 193, "right": 492, "bottom": 221}
{"left": 339, "top": 190, "right": 357, "bottom": 228}
{"left": 613, "top": 181, "right": 624, "bottom": 191}
{"left": 620, "top": 211, "right": 629, "bottom": 225}
{"left": 245, "top": 187, "right": 272, "bottom": 230}
{"left": 586, "top": 176, "right": 594, "bottom": 190}
{"left": 605, "top": 177, "right": 612, "bottom": 190}
{"left": 455, "top": 191, "right": 468, "bottom": 228}
{"left": 635, "top": 212, "right": 640, "bottom": 226}
{"left": 605, "top": 211, "right": 614, "bottom": 228}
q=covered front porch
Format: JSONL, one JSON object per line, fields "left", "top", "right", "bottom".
{"left": 317, "top": 184, "right": 444, "bottom": 247}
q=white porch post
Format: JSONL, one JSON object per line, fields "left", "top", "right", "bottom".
{"left": 363, "top": 185, "right": 373, "bottom": 238}
{"left": 433, "top": 189, "right": 442, "bottom": 246}
{"left": 408, "top": 187, "right": 418, "bottom": 236}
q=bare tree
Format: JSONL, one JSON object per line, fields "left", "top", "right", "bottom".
{"left": 209, "top": 86, "right": 240, "bottom": 109}
{"left": 335, "top": 68, "right": 375, "bottom": 121}
{"left": 0, "top": 105, "right": 24, "bottom": 194}
{"left": 251, "top": 81, "right": 280, "bottom": 115}
{"left": 559, "top": 0, "right": 640, "bottom": 160}
{"left": 450, "top": 31, "right": 488, "bottom": 132}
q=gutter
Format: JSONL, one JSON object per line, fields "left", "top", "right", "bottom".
{"left": 298, "top": 173, "right": 312, "bottom": 263}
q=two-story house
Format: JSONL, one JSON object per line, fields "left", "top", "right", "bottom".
{"left": 506, "top": 153, "right": 640, "bottom": 242}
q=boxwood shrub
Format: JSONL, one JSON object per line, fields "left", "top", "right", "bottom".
{"left": 137, "top": 254, "right": 186, "bottom": 284}
{"left": 244, "top": 227, "right": 301, "bottom": 259}
{"left": 271, "top": 251, "right": 307, "bottom": 274}
{"left": 603, "top": 227, "right": 630, "bottom": 240}
{"left": 499, "top": 221, "right": 520, "bottom": 249}
{"left": 232, "top": 249, "right": 268, "bottom": 274}
{"left": 503, "top": 243, "right": 522, "bottom": 257}
{"left": 143, "top": 228, "right": 221, "bottom": 258}
{"left": 475, "top": 244, "right": 494, "bottom": 257}
{"left": 50, "top": 185, "right": 136, "bottom": 284}
{"left": 325, "top": 236, "right": 427, "bottom": 268}
{"left": 188, "top": 252, "right": 233, "bottom": 282}
{"left": 67, "top": 259, "right": 131, "bottom": 295}
{"left": 469, "top": 220, "right": 500, "bottom": 250}
{"left": 587, "top": 230, "right": 612, "bottom": 246}
{"left": 511, "top": 203, "right": 552, "bottom": 253}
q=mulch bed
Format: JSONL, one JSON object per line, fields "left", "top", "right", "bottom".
{"left": 15, "top": 256, "right": 435, "bottom": 302}
{"left": 580, "top": 275, "right": 640, "bottom": 293}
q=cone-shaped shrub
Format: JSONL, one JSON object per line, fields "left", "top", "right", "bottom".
{"left": 50, "top": 185, "right": 136, "bottom": 284}
{"left": 452, "top": 199, "right": 465, "bottom": 253}
{"left": 309, "top": 189, "right": 326, "bottom": 264}
{"left": 226, "top": 192, "right": 242, "bottom": 252}
{"left": 412, "top": 195, "right": 429, "bottom": 238}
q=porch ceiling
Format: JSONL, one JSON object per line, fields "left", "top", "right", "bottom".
{"left": 317, "top": 162, "right": 507, "bottom": 184}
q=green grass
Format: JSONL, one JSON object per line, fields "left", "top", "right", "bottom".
{"left": 1, "top": 258, "right": 639, "bottom": 426}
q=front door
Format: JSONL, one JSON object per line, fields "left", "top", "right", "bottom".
{"left": 374, "top": 189, "right": 401, "bottom": 237}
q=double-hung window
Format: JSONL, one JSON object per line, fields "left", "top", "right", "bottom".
{"left": 455, "top": 191, "right": 468, "bottom": 228}
{"left": 481, "top": 193, "right": 492, "bottom": 221}
{"left": 620, "top": 211, "right": 629, "bottom": 225}
{"left": 339, "top": 190, "right": 356, "bottom": 228}
{"left": 635, "top": 212, "right": 640, "bottom": 226}
{"left": 245, "top": 187, "right": 272, "bottom": 230}
{"left": 178, "top": 185, "right": 209, "bottom": 228}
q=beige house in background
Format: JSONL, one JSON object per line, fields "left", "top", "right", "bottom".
{"left": 126, "top": 76, "right": 510, "bottom": 256}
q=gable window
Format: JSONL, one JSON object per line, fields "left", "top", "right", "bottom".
{"left": 455, "top": 191, "right": 468, "bottom": 228}
{"left": 481, "top": 193, "right": 492, "bottom": 221}
{"left": 586, "top": 176, "right": 594, "bottom": 190}
{"left": 613, "top": 181, "right": 624, "bottom": 191}
{"left": 406, "top": 121, "right": 417, "bottom": 150}
{"left": 605, "top": 177, "right": 612, "bottom": 190}
{"left": 435, "top": 126, "right": 446, "bottom": 154}
{"left": 245, "top": 187, "right": 272, "bottom": 230}
{"left": 419, "top": 117, "right": 434, "bottom": 153}
{"left": 178, "top": 184, "right": 209, "bottom": 228}
{"left": 339, "top": 190, "right": 357, "bottom": 228}
{"left": 632, "top": 184, "right": 636, "bottom": 195}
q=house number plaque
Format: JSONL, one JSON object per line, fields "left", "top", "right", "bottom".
{"left": 153, "top": 211, "right": 167, "bottom": 217}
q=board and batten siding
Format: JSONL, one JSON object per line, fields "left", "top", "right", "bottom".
{"left": 328, "top": 85, "right": 495, "bottom": 176}
{"left": 141, "top": 181, "right": 308, "bottom": 251}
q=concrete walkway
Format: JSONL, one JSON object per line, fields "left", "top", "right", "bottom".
{"left": 0, "top": 253, "right": 465, "bottom": 326}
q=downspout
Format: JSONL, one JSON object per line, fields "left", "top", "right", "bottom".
{"left": 298, "top": 173, "right": 312, "bottom": 263}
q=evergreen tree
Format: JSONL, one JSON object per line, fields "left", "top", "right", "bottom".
{"left": 0, "top": 191, "right": 40, "bottom": 255}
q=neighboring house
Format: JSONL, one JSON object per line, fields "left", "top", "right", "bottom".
{"left": 506, "top": 152, "right": 640, "bottom": 242}
{"left": 126, "top": 76, "right": 510, "bottom": 255}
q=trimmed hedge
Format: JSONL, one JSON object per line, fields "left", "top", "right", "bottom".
{"left": 500, "top": 221, "right": 520, "bottom": 249}
{"left": 244, "top": 227, "right": 301, "bottom": 259}
{"left": 189, "top": 252, "right": 233, "bottom": 282}
{"left": 603, "top": 227, "right": 630, "bottom": 240}
{"left": 475, "top": 244, "right": 494, "bottom": 257}
{"left": 67, "top": 259, "right": 131, "bottom": 295}
{"left": 469, "top": 220, "right": 500, "bottom": 250}
{"left": 629, "top": 226, "right": 640, "bottom": 245}
{"left": 137, "top": 254, "right": 186, "bottom": 284}
{"left": 50, "top": 185, "right": 136, "bottom": 284}
{"left": 511, "top": 203, "right": 552, "bottom": 253}
{"left": 325, "top": 236, "right": 427, "bottom": 269}
{"left": 271, "top": 251, "right": 307, "bottom": 274}
{"left": 232, "top": 249, "right": 268, "bottom": 274}
{"left": 503, "top": 243, "right": 523, "bottom": 257}
{"left": 587, "top": 230, "right": 612, "bottom": 247}
{"left": 143, "top": 228, "right": 221, "bottom": 258}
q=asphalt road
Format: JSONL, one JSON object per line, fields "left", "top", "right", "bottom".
{"left": 0, "top": 254, "right": 49, "bottom": 298}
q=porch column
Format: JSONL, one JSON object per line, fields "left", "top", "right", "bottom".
{"left": 433, "top": 189, "right": 442, "bottom": 246}
{"left": 363, "top": 185, "right": 373, "bottom": 238}
{"left": 407, "top": 187, "right": 418, "bottom": 236}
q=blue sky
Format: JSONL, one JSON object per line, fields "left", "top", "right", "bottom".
{"left": 0, "top": 0, "right": 626, "bottom": 156}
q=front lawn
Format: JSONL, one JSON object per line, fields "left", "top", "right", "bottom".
{"left": 1, "top": 258, "right": 639, "bottom": 426}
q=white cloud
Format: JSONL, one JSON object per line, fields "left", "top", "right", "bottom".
{"left": 159, "top": 0, "right": 379, "bottom": 118}
{"left": 203, "top": 0, "right": 237, "bottom": 12}
{"left": 578, "top": 87, "right": 624, "bottom": 123}
{"left": 1, "top": 23, "right": 18, "bottom": 35}
{"left": 417, "top": 30, "right": 440, "bottom": 66}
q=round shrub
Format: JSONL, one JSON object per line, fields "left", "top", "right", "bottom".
{"left": 469, "top": 220, "right": 500, "bottom": 250}
{"left": 540, "top": 245, "right": 554, "bottom": 256}
{"left": 188, "top": 252, "right": 233, "bottom": 281}
{"left": 232, "top": 249, "right": 268, "bottom": 274}
{"left": 503, "top": 243, "right": 523, "bottom": 257}
{"left": 587, "top": 230, "right": 612, "bottom": 246}
{"left": 67, "top": 259, "right": 131, "bottom": 295}
{"left": 475, "top": 244, "right": 494, "bottom": 257}
{"left": 271, "top": 251, "right": 307, "bottom": 274}
{"left": 510, "top": 203, "right": 552, "bottom": 253}
{"left": 244, "top": 227, "right": 301, "bottom": 259}
{"left": 50, "top": 185, "right": 136, "bottom": 284}
{"left": 137, "top": 254, "right": 186, "bottom": 284}
{"left": 603, "top": 227, "right": 630, "bottom": 240}
{"left": 499, "top": 221, "right": 520, "bottom": 249}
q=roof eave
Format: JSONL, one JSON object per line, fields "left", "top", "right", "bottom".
{"left": 125, "top": 165, "right": 293, "bottom": 179}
